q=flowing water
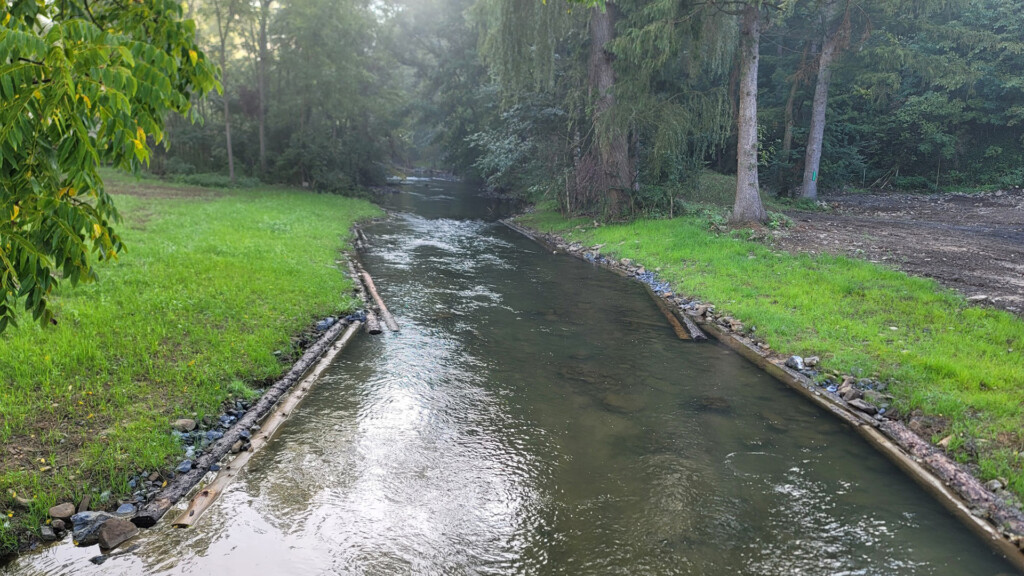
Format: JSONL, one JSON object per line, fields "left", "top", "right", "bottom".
{"left": 5, "top": 179, "right": 1019, "bottom": 575}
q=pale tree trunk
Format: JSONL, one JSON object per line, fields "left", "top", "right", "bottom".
{"left": 222, "top": 63, "right": 235, "bottom": 182}
{"left": 801, "top": 0, "right": 844, "bottom": 199}
{"left": 257, "top": 0, "right": 270, "bottom": 174}
{"left": 588, "top": 3, "right": 631, "bottom": 219}
{"left": 731, "top": 4, "right": 767, "bottom": 224}
{"left": 213, "top": 0, "right": 236, "bottom": 183}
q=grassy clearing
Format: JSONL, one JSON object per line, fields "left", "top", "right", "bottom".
{"left": 519, "top": 207, "right": 1024, "bottom": 501}
{"left": 0, "top": 172, "right": 381, "bottom": 552}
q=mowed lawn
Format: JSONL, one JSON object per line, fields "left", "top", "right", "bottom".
{"left": 1, "top": 173, "right": 381, "bottom": 552}
{"left": 520, "top": 208, "right": 1024, "bottom": 503}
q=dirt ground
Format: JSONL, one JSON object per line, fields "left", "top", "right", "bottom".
{"left": 775, "top": 188, "right": 1024, "bottom": 316}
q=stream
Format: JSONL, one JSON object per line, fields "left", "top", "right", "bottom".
{"left": 4, "top": 179, "right": 1019, "bottom": 575}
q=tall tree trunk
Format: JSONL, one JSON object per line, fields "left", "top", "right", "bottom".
{"left": 213, "top": 0, "right": 236, "bottom": 183}
{"left": 782, "top": 42, "right": 810, "bottom": 162}
{"left": 731, "top": 4, "right": 767, "bottom": 224}
{"left": 221, "top": 53, "right": 235, "bottom": 183}
{"left": 781, "top": 75, "right": 799, "bottom": 158}
{"left": 588, "top": 3, "right": 631, "bottom": 219}
{"left": 257, "top": 0, "right": 270, "bottom": 174}
{"left": 801, "top": 1, "right": 844, "bottom": 199}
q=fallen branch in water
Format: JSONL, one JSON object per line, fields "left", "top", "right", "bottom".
{"left": 360, "top": 271, "right": 399, "bottom": 332}
{"left": 346, "top": 259, "right": 383, "bottom": 335}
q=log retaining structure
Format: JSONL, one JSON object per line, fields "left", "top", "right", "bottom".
{"left": 501, "top": 218, "right": 1024, "bottom": 570}
{"left": 133, "top": 246, "right": 393, "bottom": 530}
{"left": 172, "top": 319, "right": 363, "bottom": 527}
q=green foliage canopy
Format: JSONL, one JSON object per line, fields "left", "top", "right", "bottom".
{"left": 0, "top": 0, "right": 216, "bottom": 333}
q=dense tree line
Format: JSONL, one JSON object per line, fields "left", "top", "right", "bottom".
{"left": 149, "top": 0, "right": 1024, "bottom": 220}
{"left": 416, "top": 0, "right": 1023, "bottom": 222}
{"left": 2, "top": 0, "right": 1020, "bottom": 330}
{"left": 152, "top": 0, "right": 405, "bottom": 190}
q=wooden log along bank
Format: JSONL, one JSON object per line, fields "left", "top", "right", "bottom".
{"left": 134, "top": 243, "right": 395, "bottom": 530}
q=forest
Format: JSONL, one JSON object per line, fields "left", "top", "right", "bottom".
{"left": 155, "top": 0, "right": 1024, "bottom": 219}
{"left": 3, "top": 0, "right": 1024, "bottom": 568}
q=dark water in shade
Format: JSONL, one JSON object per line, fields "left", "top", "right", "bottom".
{"left": 4, "top": 179, "right": 1019, "bottom": 575}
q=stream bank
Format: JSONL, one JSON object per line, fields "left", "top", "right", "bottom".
{"left": 505, "top": 218, "right": 1024, "bottom": 568}
{"left": 3, "top": 179, "right": 1020, "bottom": 575}
{"left": 516, "top": 205, "right": 1024, "bottom": 520}
{"left": 0, "top": 176, "right": 382, "bottom": 559}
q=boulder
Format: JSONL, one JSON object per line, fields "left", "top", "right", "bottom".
{"left": 863, "top": 389, "right": 891, "bottom": 406}
{"left": 115, "top": 503, "right": 137, "bottom": 517}
{"left": 71, "top": 511, "right": 115, "bottom": 546}
{"left": 48, "top": 502, "right": 76, "bottom": 522}
{"left": 39, "top": 525, "right": 57, "bottom": 542}
{"left": 784, "top": 356, "right": 805, "bottom": 371}
{"left": 171, "top": 419, "right": 197, "bottom": 432}
{"left": 847, "top": 399, "right": 877, "bottom": 415}
{"left": 97, "top": 518, "right": 139, "bottom": 550}
{"left": 837, "top": 382, "right": 863, "bottom": 402}
{"left": 51, "top": 519, "right": 66, "bottom": 533}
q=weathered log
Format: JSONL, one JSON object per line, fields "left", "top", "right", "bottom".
{"left": 365, "top": 309, "right": 383, "bottom": 335}
{"left": 356, "top": 228, "right": 369, "bottom": 245}
{"left": 679, "top": 311, "right": 708, "bottom": 341}
{"left": 651, "top": 293, "right": 692, "bottom": 340}
{"left": 346, "top": 260, "right": 369, "bottom": 305}
{"left": 132, "top": 318, "right": 352, "bottom": 529}
{"left": 173, "top": 321, "right": 362, "bottom": 528}
{"left": 880, "top": 420, "right": 1024, "bottom": 536}
{"left": 347, "top": 256, "right": 386, "bottom": 335}
{"left": 361, "top": 271, "right": 399, "bottom": 332}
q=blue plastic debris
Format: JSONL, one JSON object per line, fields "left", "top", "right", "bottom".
{"left": 315, "top": 317, "right": 337, "bottom": 331}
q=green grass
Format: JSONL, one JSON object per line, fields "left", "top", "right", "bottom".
{"left": 0, "top": 172, "right": 381, "bottom": 553}
{"left": 519, "top": 208, "right": 1024, "bottom": 502}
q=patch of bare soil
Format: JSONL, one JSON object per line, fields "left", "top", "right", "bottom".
{"left": 775, "top": 188, "right": 1024, "bottom": 316}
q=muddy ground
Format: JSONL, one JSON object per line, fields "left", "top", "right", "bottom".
{"left": 776, "top": 188, "right": 1024, "bottom": 316}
